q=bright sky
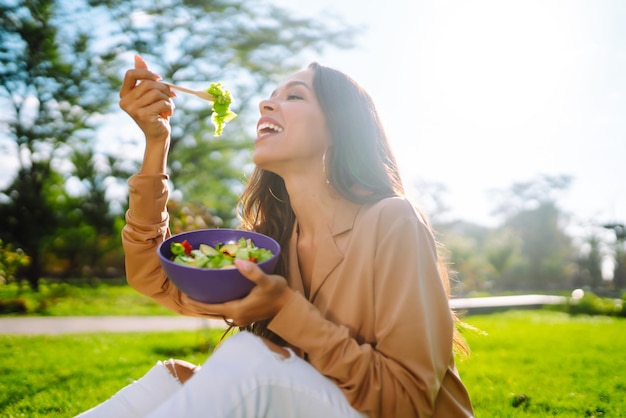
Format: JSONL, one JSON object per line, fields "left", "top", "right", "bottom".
{"left": 272, "top": 0, "right": 626, "bottom": 230}
{"left": 1, "top": 1, "right": 624, "bottom": 235}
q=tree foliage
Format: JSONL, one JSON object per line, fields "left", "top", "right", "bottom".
{"left": 2, "top": 1, "right": 603, "bottom": 296}
{"left": 573, "top": 232, "right": 604, "bottom": 290}
{"left": 0, "top": 0, "right": 117, "bottom": 289}
{"left": 89, "top": 0, "right": 355, "bottom": 224}
{"left": 488, "top": 175, "right": 576, "bottom": 291}
{"left": 603, "top": 224, "right": 626, "bottom": 290}
{"left": 0, "top": 239, "right": 30, "bottom": 285}
{"left": 0, "top": 0, "right": 355, "bottom": 288}
{"left": 488, "top": 176, "right": 574, "bottom": 290}
{"left": 431, "top": 174, "right": 580, "bottom": 293}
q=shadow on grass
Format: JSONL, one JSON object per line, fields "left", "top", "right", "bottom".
{"left": 151, "top": 329, "right": 222, "bottom": 358}
{"left": 152, "top": 342, "right": 216, "bottom": 358}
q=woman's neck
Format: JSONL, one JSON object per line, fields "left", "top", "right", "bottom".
{"left": 284, "top": 176, "right": 339, "bottom": 238}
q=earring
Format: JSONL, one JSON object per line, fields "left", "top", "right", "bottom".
{"left": 322, "top": 151, "right": 330, "bottom": 185}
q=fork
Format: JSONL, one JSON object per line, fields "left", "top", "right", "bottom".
{"left": 162, "top": 82, "right": 216, "bottom": 102}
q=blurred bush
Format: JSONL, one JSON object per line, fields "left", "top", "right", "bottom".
{"left": 566, "top": 290, "right": 625, "bottom": 317}
{"left": 0, "top": 239, "right": 30, "bottom": 285}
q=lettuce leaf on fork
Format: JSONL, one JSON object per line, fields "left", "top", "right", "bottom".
{"left": 205, "top": 82, "right": 237, "bottom": 136}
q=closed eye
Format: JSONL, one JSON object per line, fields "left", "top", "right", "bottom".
{"left": 269, "top": 80, "right": 312, "bottom": 100}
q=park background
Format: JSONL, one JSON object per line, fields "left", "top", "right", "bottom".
{"left": 1, "top": 0, "right": 625, "bottom": 416}
{"left": 1, "top": 0, "right": 624, "bottom": 296}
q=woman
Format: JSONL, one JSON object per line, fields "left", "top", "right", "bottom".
{"left": 77, "top": 55, "right": 474, "bottom": 417}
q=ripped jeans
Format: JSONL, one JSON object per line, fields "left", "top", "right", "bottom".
{"left": 76, "top": 331, "right": 367, "bottom": 418}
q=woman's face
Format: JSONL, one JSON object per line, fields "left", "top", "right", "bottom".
{"left": 253, "top": 69, "right": 330, "bottom": 177}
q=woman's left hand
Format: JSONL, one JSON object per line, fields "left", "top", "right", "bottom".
{"left": 181, "top": 259, "right": 294, "bottom": 326}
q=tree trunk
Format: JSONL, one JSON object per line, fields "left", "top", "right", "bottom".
{"left": 24, "top": 251, "right": 41, "bottom": 292}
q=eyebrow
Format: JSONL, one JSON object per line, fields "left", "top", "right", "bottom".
{"left": 270, "top": 80, "right": 312, "bottom": 98}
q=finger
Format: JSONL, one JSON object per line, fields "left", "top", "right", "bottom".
{"left": 180, "top": 294, "right": 231, "bottom": 319}
{"left": 120, "top": 69, "right": 162, "bottom": 99}
{"left": 134, "top": 54, "right": 149, "bottom": 70}
{"left": 120, "top": 81, "right": 173, "bottom": 112}
{"left": 139, "top": 80, "right": 175, "bottom": 99}
{"left": 234, "top": 259, "right": 266, "bottom": 284}
{"left": 139, "top": 99, "right": 175, "bottom": 122}
{"left": 120, "top": 90, "right": 173, "bottom": 122}
{"left": 159, "top": 98, "right": 175, "bottom": 119}
{"left": 133, "top": 55, "right": 162, "bottom": 83}
{"left": 119, "top": 56, "right": 162, "bottom": 99}
{"left": 183, "top": 294, "right": 254, "bottom": 327}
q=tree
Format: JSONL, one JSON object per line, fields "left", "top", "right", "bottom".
{"left": 490, "top": 175, "right": 575, "bottom": 290}
{"left": 438, "top": 223, "right": 495, "bottom": 295}
{"left": 0, "top": 239, "right": 30, "bottom": 286}
{"left": 90, "top": 0, "right": 355, "bottom": 225}
{"left": 0, "top": 0, "right": 116, "bottom": 289}
{"left": 604, "top": 223, "right": 626, "bottom": 291}
{"left": 574, "top": 232, "right": 604, "bottom": 290}
{"left": 614, "top": 243, "right": 626, "bottom": 291}
{"left": 45, "top": 147, "right": 133, "bottom": 278}
{"left": 483, "top": 227, "right": 525, "bottom": 291}
{"left": 0, "top": 0, "right": 356, "bottom": 288}
{"left": 491, "top": 174, "right": 573, "bottom": 219}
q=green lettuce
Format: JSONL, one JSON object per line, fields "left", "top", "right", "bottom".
{"left": 205, "top": 82, "right": 237, "bottom": 136}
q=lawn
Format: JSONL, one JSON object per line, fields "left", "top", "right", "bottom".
{"left": 457, "top": 310, "right": 626, "bottom": 417}
{"left": 1, "top": 280, "right": 625, "bottom": 416}
{"left": 0, "top": 328, "right": 225, "bottom": 417}
{"left": 0, "top": 310, "right": 624, "bottom": 417}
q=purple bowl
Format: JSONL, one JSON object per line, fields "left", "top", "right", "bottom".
{"left": 157, "top": 229, "right": 281, "bottom": 304}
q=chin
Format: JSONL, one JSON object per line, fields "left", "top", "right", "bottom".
{"left": 253, "top": 155, "right": 283, "bottom": 177}
{"left": 252, "top": 150, "right": 272, "bottom": 170}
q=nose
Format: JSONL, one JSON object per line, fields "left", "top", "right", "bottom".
{"left": 259, "top": 98, "right": 275, "bottom": 113}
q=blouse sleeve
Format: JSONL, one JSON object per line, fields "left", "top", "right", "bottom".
{"left": 121, "top": 173, "right": 206, "bottom": 316}
{"left": 268, "top": 199, "right": 455, "bottom": 417}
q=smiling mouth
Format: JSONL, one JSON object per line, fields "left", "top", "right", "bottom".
{"left": 257, "top": 122, "right": 284, "bottom": 136}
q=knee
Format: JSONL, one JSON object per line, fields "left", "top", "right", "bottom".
{"left": 163, "top": 359, "right": 200, "bottom": 384}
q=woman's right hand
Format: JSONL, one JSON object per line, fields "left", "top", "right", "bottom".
{"left": 119, "top": 55, "right": 176, "bottom": 174}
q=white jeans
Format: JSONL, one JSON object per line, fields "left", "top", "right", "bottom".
{"left": 76, "top": 331, "right": 367, "bottom": 418}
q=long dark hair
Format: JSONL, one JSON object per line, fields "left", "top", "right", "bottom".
{"left": 238, "top": 62, "right": 404, "bottom": 253}
{"left": 237, "top": 64, "right": 468, "bottom": 355}
{"left": 309, "top": 62, "right": 405, "bottom": 202}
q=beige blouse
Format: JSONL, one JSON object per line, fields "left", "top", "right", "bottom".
{"left": 122, "top": 174, "right": 474, "bottom": 418}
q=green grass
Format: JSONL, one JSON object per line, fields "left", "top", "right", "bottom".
{"left": 0, "top": 328, "right": 225, "bottom": 417}
{"left": 1, "top": 285, "right": 625, "bottom": 417}
{"left": 0, "top": 311, "right": 626, "bottom": 418}
{"left": 457, "top": 311, "right": 626, "bottom": 417}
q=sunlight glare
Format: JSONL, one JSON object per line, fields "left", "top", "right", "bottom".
{"left": 413, "top": 1, "right": 585, "bottom": 132}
